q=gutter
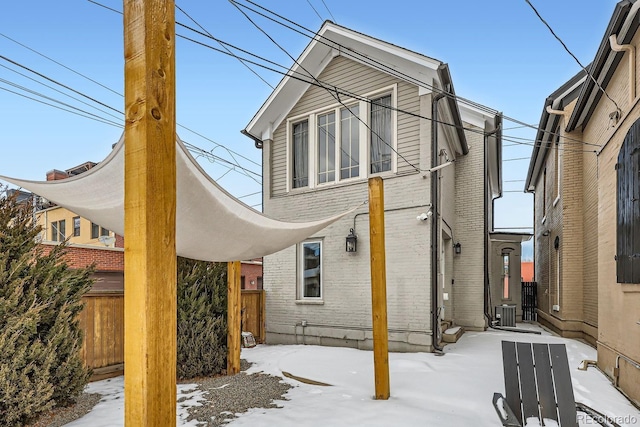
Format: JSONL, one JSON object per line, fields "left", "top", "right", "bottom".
{"left": 241, "top": 129, "right": 263, "bottom": 149}
{"left": 436, "top": 64, "right": 469, "bottom": 155}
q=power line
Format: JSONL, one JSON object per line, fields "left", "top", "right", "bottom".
{"left": 524, "top": 0, "right": 620, "bottom": 113}
{"left": 0, "top": 32, "right": 122, "bottom": 97}
{"left": 305, "top": 0, "right": 323, "bottom": 22}
{"left": 175, "top": 3, "right": 275, "bottom": 89}
{"left": 0, "top": 85, "right": 122, "bottom": 128}
{"left": 233, "top": 0, "right": 602, "bottom": 150}
{"left": 0, "top": 55, "right": 122, "bottom": 115}
{"left": 2, "top": 25, "right": 262, "bottom": 172}
{"left": 0, "top": 62, "right": 123, "bottom": 122}
{"left": 320, "top": 0, "right": 337, "bottom": 23}
{"left": 503, "top": 157, "right": 531, "bottom": 162}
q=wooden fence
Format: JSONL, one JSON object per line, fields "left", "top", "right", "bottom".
{"left": 78, "top": 289, "right": 265, "bottom": 379}
{"left": 241, "top": 290, "right": 266, "bottom": 343}
{"left": 78, "top": 292, "right": 125, "bottom": 379}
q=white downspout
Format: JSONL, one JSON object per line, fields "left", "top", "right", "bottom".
{"left": 545, "top": 105, "right": 567, "bottom": 119}
{"left": 609, "top": 34, "right": 636, "bottom": 103}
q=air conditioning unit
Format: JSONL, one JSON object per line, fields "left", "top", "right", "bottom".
{"left": 495, "top": 304, "right": 516, "bottom": 327}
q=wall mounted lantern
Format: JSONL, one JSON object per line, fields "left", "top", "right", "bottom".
{"left": 454, "top": 242, "right": 462, "bottom": 255}
{"left": 346, "top": 228, "right": 357, "bottom": 253}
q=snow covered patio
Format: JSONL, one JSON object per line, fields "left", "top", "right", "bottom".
{"left": 67, "top": 325, "right": 640, "bottom": 427}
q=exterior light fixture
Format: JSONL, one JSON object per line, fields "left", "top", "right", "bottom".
{"left": 454, "top": 242, "right": 461, "bottom": 255}
{"left": 346, "top": 228, "right": 357, "bottom": 253}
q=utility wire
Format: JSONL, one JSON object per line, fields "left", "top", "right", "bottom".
{"left": 320, "top": 0, "right": 337, "bottom": 23}
{"left": 305, "top": 0, "right": 324, "bottom": 22}
{"left": 0, "top": 62, "right": 123, "bottom": 122}
{"left": 233, "top": 0, "right": 600, "bottom": 149}
{"left": 0, "top": 32, "right": 122, "bottom": 97}
{"left": 2, "top": 24, "right": 262, "bottom": 173}
{"left": 231, "top": 0, "right": 420, "bottom": 172}
{"left": 86, "top": 0, "right": 597, "bottom": 155}
{"left": 175, "top": 2, "right": 274, "bottom": 89}
{"left": 524, "top": 0, "right": 620, "bottom": 113}
{"left": 0, "top": 85, "right": 122, "bottom": 128}
{"left": 0, "top": 55, "right": 122, "bottom": 115}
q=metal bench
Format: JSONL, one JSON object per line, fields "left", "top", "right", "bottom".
{"left": 492, "top": 341, "right": 621, "bottom": 427}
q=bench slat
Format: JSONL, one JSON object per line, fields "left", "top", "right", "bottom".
{"left": 549, "top": 344, "right": 578, "bottom": 427}
{"left": 533, "top": 343, "right": 558, "bottom": 422}
{"left": 516, "top": 342, "right": 540, "bottom": 421}
{"left": 502, "top": 341, "right": 523, "bottom": 423}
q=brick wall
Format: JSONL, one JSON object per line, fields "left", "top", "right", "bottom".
{"left": 39, "top": 242, "right": 124, "bottom": 271}
{"left": 241, "top": 260, "right": 263, "bottom": 290}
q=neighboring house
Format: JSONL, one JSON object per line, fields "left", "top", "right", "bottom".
{"left": 243, "top": 21, "right": 504, "bottom": 352}
{"left": 526, "top": 0, "right": 640, "bottom": 406}
{"left": 38, "top": 163, "right": 122, "bottom": 250}
{"left": 241, "top": 258, "right": 263, "bottom": 290}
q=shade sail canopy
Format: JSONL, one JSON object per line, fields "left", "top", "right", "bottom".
{"left": 0, "top": 136, "right": 355, "bottom": 262}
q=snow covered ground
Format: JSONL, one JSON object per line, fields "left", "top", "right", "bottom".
{"left": 67, "top": 325, "right": 640, "bottom": 426}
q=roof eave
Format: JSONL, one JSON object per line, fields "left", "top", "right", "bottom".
{"left": 566, "top": 0, "right": 636, "bottom": 132}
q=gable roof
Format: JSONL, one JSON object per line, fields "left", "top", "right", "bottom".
{"left": 566, "top": 0, "right": 639, "bottom": 132}
{"left": 243, "top": 21, "right": 468, "bottom": 155}
{"left": 525, "top": 70, "right": 586, "bottom": 192}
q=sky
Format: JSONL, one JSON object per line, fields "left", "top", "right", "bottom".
{"left": 65, "top": 325, "right": 640, "bottom": 426}
{"left": 0, "top": 1, "right": 622, "bottom": 253}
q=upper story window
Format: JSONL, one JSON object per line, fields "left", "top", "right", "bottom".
{"left": 292, "top": 120, "right": 309, "bottom": 189}
{"left": 73, "top": 216, "right": 81, "bottom": 237}
{"left": 370, "top": 95, "right": 392, "bottom": 174}
{"left": 340, "top": 105, "right": 360, "bottom": 179}
{"left": 317, "top": 111, "right": 336, "bottom": 184}
{"left": 616, "top": 118, "right": 640, "bottom": 284}
{"left": 51, "top": 220, "right": 65, "bottom": 242}
{"left": 91, "top": 222, "right": 100, "bottom": 239}
{"left": 287, "top": 85, "right": 396, "bottom": 191}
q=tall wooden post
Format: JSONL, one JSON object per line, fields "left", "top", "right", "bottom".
{"left": 227, "top": 261, "right": 242, "bottom": 375}
{"left": 123, "top": 1, "right": 176, "bottom": 425}
{"left": 368, "top": 177, "right": 390, "bottom": 400}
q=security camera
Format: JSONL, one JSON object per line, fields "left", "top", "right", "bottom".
{"left": 417, "top": 212, "right": 432, "bottom": 221}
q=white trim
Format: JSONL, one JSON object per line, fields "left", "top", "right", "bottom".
{"left": 298, "top": 240, "right": 323, "bottom": 300}
{"left": 285, "top": 84, "right": 398, "bottom": 192}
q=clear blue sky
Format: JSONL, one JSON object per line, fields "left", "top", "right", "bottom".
{"left": 0, "top": 0, "right": 619, "bottom": 252}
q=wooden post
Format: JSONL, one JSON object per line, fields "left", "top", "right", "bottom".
{"left": 368, "top": 177, "right": 390, "bottom": 400}
{"left": 227, "top": 261, "right": 242, "bottom": 375}
{"left": 123, "top": 1, "right": 176, "bottom": 425}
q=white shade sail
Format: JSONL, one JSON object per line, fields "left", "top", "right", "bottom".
{"left": 0, "top": 136, "right": 356, "bottom": 262}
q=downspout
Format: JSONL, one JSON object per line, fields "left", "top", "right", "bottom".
{"left": 484, "top": 126, "right": 500, "bottom": 326}
{"left": 431, "top": 92, "right": 446, "bottom": 353}
{"left": 609, "top": 34, "right": 636, "bottom": 103}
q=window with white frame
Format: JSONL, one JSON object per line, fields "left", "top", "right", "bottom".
{"left": 340, "top": 105, "right": 360, "bottom": 179}
{"left": 299, "top": 240, "right": 322, "bottom": 299}
{"left": 317, "top": 111, "right": 336, "bottom": 184}
{"left": 288, "top": 86, "right": 395, "bottom": 190}
{"left": 370, "top": 94, "right": 392, "bottom": 174}
{"left": 292, "top": 120, "right": 309, "bottom": 189}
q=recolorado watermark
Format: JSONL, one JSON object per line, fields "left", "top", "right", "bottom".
{"left": 577, "top": 413, "right": 638, "bottom": 425}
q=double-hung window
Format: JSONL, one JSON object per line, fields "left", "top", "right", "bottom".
{"left": 292, "top": 120, "right": 309, "bottom": 188}
{"left": 51, "top": 220, "right": 65, "bottom": 242}
{"left": 73, "top": 216, "right": 81, "bottom": 237}
{"left": 299, "top": 240, "right": 322, "bottom": 299}
{"left": 370, "top": 94, "right": 392, "bottom": 174}
{"left": 288, "top": 86, "right": 395, "bottom": 191}
{"left": 340, "top": 105, "right": 360, "bottom": 179}
{"left": 317, "top": 111, "right": 336, "bottom": 184}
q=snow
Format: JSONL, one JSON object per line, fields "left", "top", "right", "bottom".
{"left": 65, "top": 325, "right": 640, "bottom": 426}
{"left": 444, "top": 326, "right": 461, "bottom": 334}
